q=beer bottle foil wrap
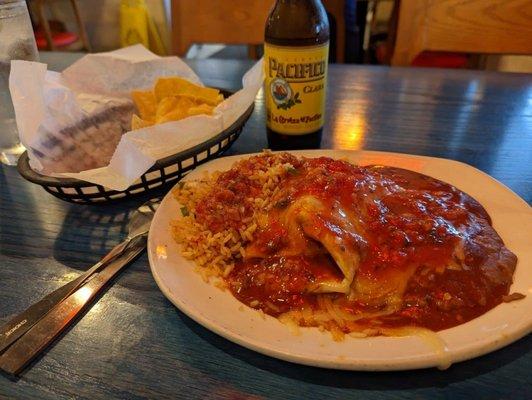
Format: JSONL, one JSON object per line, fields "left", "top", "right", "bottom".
{"left": 9, "top": 45, "right": 263, "bottom": 191}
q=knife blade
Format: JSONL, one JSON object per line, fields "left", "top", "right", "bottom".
{"left": 0, "top": 236, "right": 146, "bottom": 376}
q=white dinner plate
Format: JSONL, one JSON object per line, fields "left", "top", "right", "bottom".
{"left": 148, "top": 150, "right": 532, "bottom": 370}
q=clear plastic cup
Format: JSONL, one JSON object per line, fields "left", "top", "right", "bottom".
{"left": 0, "top": 0, "right": 39, "bottom": 165}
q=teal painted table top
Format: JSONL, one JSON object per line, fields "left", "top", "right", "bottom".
{"left": 1, "top": 52, "right": 530, "bottom": 399}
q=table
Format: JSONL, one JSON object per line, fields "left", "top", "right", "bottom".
{"left": 1, "top": 52, "right": 531, "bottom": 399}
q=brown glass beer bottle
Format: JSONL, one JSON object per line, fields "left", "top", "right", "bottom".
{"left": 264, "top": 0, "right": 330, "bottom": 150}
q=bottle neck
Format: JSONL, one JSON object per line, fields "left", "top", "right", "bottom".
{"left": 278, "top": 0, "right": 318, "bottom": 3}
{"left": 275, "top": 0, "right": 325, "bottom": 11}
{"left": 266, "top": 0, "right": 329, "bottom": 46}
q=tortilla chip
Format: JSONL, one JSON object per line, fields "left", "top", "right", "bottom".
{"left": 187, "top": 103, "right": 214, "bottom": 117}
{"left": 155, "top": 96, "right": 195, "bottom": 122}
{"left": 130, "top": 77, "right": 223, "bottom": 129}
{"left": 154, "top": 77, "right": 223, "bottom": 105}
{"left": 131, "top": 114, "right": 155, "bottom": 130}
{"left": 131, "top": 90, "right": 157, "bottom": 120}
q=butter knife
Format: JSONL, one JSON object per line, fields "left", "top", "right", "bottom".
{"left": 0, "top": 236, "right": 146, "bottom": 375}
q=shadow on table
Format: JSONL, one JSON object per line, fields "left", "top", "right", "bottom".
{"left": 52, "top": 188, "right": 168, "bottom": 271}
{"left": 177, "top": 309, "right": 531, "bottom": 391}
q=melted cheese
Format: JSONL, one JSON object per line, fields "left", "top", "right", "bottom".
{"left": 290, "top": 196, "right": 360, "bottom": 293}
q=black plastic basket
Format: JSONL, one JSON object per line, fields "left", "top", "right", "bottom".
{"left": 17, "top": 89, "right": 254, "bottom": 204}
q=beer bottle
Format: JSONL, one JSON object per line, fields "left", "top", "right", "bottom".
{"left": 264, "top": 0, "right": 330, "bottom": 150}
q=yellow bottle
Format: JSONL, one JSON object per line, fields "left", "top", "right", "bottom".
{"left": 264, "top": 0, "right": 330, "bottom": 150}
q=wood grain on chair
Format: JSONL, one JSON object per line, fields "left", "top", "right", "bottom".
{"left": 392, "top": 0, "right": 532, "bottom": 66}
{"left": 171, "top": 0, "right": 272, "bottom": 57}
{"left": 171, "top": 0, "right": 346, "bottom": 62}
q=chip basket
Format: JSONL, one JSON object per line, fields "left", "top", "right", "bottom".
{"left": 17, "top": 89, "right": 254, "bottom": 204}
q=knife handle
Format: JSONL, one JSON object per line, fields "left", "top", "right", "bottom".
{"left": 0, "top": 273, "right": 85, "bottom": 354}
{"left": 0, "top": 238, "right": 146, "bottom": 375}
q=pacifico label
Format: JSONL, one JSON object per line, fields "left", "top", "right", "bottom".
{"left": 264, "top": 43, "right": 329, "bottom": 135}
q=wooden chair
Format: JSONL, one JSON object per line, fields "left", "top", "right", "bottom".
{"left": 171, "top": 0, "right": 346, "bottom": 62}
{"left": 34, "top": 0, "right": 92, "bottom": 52}
{"left": 391, "top": 0, "right": 532, "bottom": 66}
